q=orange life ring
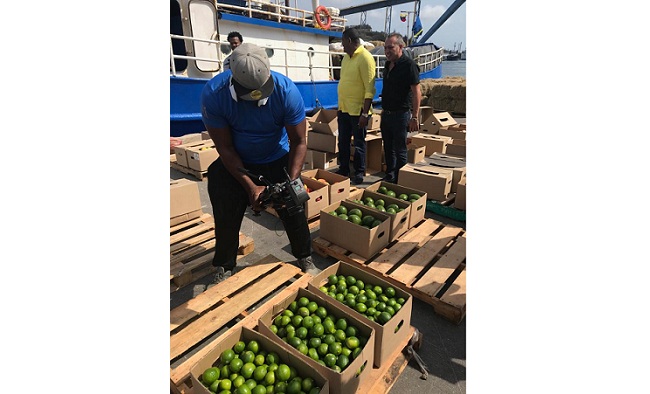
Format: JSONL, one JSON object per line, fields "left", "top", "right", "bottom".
{"left": 315, "top": 5, "right": 332, "bottom": 30}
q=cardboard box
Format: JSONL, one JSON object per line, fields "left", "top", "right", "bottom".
{"left": 190, "top": 326, "right": 329, "bottom": 394}
{"left": 302, "top": 169, "right": 350, "bottom": 204}
{"left": 311, "top": 150, "right": 338, "bottom": 169}
{"left": 424, "top": 154, "right": 466, "bottom": 193}
{"left": 366, "top": 181, "right": 427, "bottom": 228}
{"left": 421, "top": 111, "right": 459, "bottom": 134}
{"left": 418, "top": 106, "right": 436, "bottom": 132}
{"left": 170, "top": 179, "right": 202, "bottom": 219}
{"left": 407, "top": 144, "right": 425, "bottom": 164}
{"left": 174, "top": 140, "right": 209, "bottom": 168}
{"left": 410, "top": 133, "right": 452, "bottom": 155}
{"left": 365, "top": 133, "right": 384, "bottom": 173}
{"left": 303, "top": 149, "right": 314, "bottom": 170}
{"left": 187, "top": 141, "right": 219, "bottom": 172}
{"left": 398, "top": 164, "right": 453, "bottom": 202}
{"left": 455, "top": 173, "right": 466, "bottom": 210}
{"left": 346, "top": 189, "right": 410, "bottom": 242}
{"left": 200, "top": 131, "right": 211, "bottom": 140}
{"left": 438, "top": 127, "right": 466, "bottom": 140}
{"left": 308, "top": 108, "right": 339, "bottom": 135}
{"left": 302, "top": 176, "right": 329, "bottom": 219}
{"left": 258, "top": 287, "right": 375, "bottom": 394}
{"left": 444, "top": 139, "right": 466, "bottom": 157}
{"left": 320, "top": 200, "right": 391, "bottom": 259}
{"left": 308, "top": 262, "right": 413, "bottom": 368}
{"left": 308, "top": 131, "right": 339, "bottom": 153}
{"left": 367, "top": 113, "right": 381, "bottom": 131}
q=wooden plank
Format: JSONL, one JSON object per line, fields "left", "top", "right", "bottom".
{"left": 170, "top": 273, "right": 312, "bottom": 386}
{"left": 170, "top": 221, "right": 214, "bottom": 245}
{"left": 170, "top": 213, "right": 213, "bottom": 233}
{"left": 388, "top": 226, "right": 463, "bottom": 286}
{"left": 170, "top": 263, "right": 301, "bottom": 360}
{"left": 171, "top": 239, "right": 215, "bottom": 266}
{"left": 170, "top": 256, "right": 281, "bottom": 331}
{"left": 413, "top": 237, "right": 466, "bottom": 297}
{"left": 439, "top": 268, "right": 466, "bottom": 310}
{"left": 367, "top": 219, "right": 441, "bottom": 274}
{"left": 362, "top": 326, "right": 415, "bottom": 394}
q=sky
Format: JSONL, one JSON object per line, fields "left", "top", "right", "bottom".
{"left": 297, "top": 0, "right": 466, "bottom": 50}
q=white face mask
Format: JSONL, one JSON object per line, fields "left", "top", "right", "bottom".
{"left": 229, "top": 76, "right": 269, "bottom": 107}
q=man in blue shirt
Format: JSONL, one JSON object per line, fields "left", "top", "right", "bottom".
{"left": 201, "top": 43, "right": 319, "bottom": 286}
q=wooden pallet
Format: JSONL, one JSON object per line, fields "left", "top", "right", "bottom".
{"left": 170, "top": 255, "right": 311, "bottom": 393}
{"left": 171, "top": 155, "right": 208, "bottom": 181}
{"left": 170, "top": 213, "right": 255, "bottom": 292}
{"left": 170, "top": 254, "right": 419, "bottom": 394}
{"left": 313, "top": 218, "right": 467, "bottom": 324}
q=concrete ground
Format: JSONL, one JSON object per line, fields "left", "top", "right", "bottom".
{"left": 170, "top": 162, "right": 467, "bottom": 394}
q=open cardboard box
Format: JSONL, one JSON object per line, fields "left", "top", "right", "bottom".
{"left": 444, "top": 139, "right": 466, "bottom": 157}
{"left": 398, "top": 164, "right": 453, "bottom": 202}
{"left": 320, "top": 200, "right": 391, "bottom": 259}
{"left": 302, "top": 169, "right": 350, "bottom": 204}
{"left": 190, "top": 326, "right": 330, "bottom": 394}
{"left": 311, "top": 150, "right": 338, "bottom": 169}
{"left": 308, "top": 131, "right": 339, "bottom": 153}
{"left": 438, "top": 127, "right": 467, "bottom": 140}
{"left": 174, "top": 140, "right": 210, "bottom": 168}
{"left": 301, "top": 176, "right": 329, "bottom": 219}
{"left": 308, "top": 261, "right": 413, "bottom": 368}
{"left": 186, "top": 141, "right": 219, "bottom": 172}
{"left": 347, "top": 189, "right": 411, "bottom": 242}
{"left": 308, "top": 108, "right": 339, "bottom": 135}
{"left": 425, "top": 153, "right": 466, "bottom": 193}
{"left": 258, "top": 287, "right": 375, "bottom": 394}
{"left": 366, "top": 181, "right": 427, "bottom": 228}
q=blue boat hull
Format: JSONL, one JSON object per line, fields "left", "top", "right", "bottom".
{"left": 170, "top": 64, "right": 442, "bottom": 137}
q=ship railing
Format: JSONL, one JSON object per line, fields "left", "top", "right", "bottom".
{"left": 215, "top": 0, "right": 347, "bottom": 32}
{"left": 170, "top": 34, "right": 444, "bottom": 80}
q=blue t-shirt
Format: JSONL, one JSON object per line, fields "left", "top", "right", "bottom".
{"left": 201, "top": 70, "right": 306, "bottom": 164}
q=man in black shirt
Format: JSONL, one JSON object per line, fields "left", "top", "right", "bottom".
{"left": 380, "top": 33, "right": 421, "bottom": 183}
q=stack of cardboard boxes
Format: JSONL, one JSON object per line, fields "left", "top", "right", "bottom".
{"left": 173, "top": 132, "right": 219, "bottom": 174}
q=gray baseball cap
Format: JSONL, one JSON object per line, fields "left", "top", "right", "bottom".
{"left": 230, "top": 43, "right": 275, "bottom": 101}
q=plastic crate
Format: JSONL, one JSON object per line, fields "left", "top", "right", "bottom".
{"left": 426, "top": 200, "right": 466, "bottom": 222}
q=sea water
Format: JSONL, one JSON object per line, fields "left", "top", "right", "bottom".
{"left": 441, "top": 60, "right": 466, "bottom": 78}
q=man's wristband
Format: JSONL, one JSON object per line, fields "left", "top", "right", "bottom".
{"left": 360, "top": 113, "right": 369, "bottom": 118}
{"left": 410, "top": 117, "right": 418, "bottom": 121}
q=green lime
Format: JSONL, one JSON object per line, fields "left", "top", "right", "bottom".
{"left": 397, "top": 297, "right": 406, "bottom": 305}
{"left": 345, "top": 336, "right": 360, "bottom": 349}
{"left": 355, "top": 280, "right": 365, "bottom": 290}
{"left": 378, "top": 186, "right": 388, "bottom": 194}
{"left": 376, "top": 205, "right": 386, "bottom": 212}
{"left": 235, "top": 383, "right": 251, "bottom": 394}
{"left": 348, "top": 208, "right": 362, "bottom": 217}
{"left": 334, "top": 329, "right": 346, "bottom": 342}
{"left": 209, "top": 379, "right": 221, "bottom": 392}
{"left": 385, "top": 287, "right": 396, "bottom": 297}
{"left": 276, "top": 364, "right": 291, "bottom": 382}
{"left": 245, "top": 379, "right": 258, "bottom": 389}
{"left": 296, "top": 326, "right": 308, "bottom": 339}
{"left": 202, "top": 367, "right": 220, "bottom": 386}
{"left": 301, "top": 377, "right": 315, "bottom": 393}
{"left": 315, "top": 306, "right": 328, "bottom": 319}
{"left": 234, "top": 341, "right": 246, "bottom": 354}
{"left": 233, "top": 375, "right": 246, "bottom": 388}
{"left": 253, "top": 365, "right": 268, "bottom": 381}
{"left": 386, "top": 190, "right": 396, "bottom": 198}
{"left": 307, "top": 301, "right": 319, "bottom": 313}
{"left": 338, "top": 213, "right": 348, "bottom": 221}
{"left": 324, "top": 353, "right": 337, "bottom": 367}
{"left": 345, "top": 325, "right": 359, "bottom": 338}
{"left": 409, "top": 193, "right": 421, "bottom": 201}
{"left": 308, "top": 347, "right": 320, "bottom": 361}
{"left": 266, "top": 384, "right": 276, "bottom": 394}
{"left": 375, "top": 199, "right": 385, "bottom": 206}
{"left": 317, "top": 343, "right": 329, "bottom": 356}
{"left": 274, "top": 381, "right": 288, "bottom": 393}
{"left": 221, "top": 349, "right": 236, "bottom": 364}
{"left": 361, "top": 215, "right": 375, "bottom": 226}
{"left": 371, "top": 219, "right": 382, "bottom": 227}
{"left": 229, "top": 358, "right": 244, "bottom": 373}
{"left": 323, "top": 319, "right": 336, "bottom": 334}
{"left": 329, "top": 210, "right": 338, "bottom": 216}
{"left": 327, "top": 275, "right": 338, "bottom": 285}
{"left": 251, "top": 385, "right": 267, "bottom": 394}
{"left": 241, "top": 362, "right": 256, "bottom": 379}
{"left": 264, "top": 370, "right": 276, "bottom": 385}
{"left": 379, "top": 311, "right": 392, "bottom": 324}
{"left": 329, "top": 341, "right": 342, "bottom": 356}
{"left": 219, "top": 378, "right": 233, "bottom": 391}
{"left": 309, "top": 337, "right": 322, "bottom": 348}
{"left": 301, "top": 316, "right": 314, "bottom": 329}
{"left": 297, "top": 296, "right": 310, "bottom": 307}
{"left": 241, "top": 350, "right": 256, "bottom": 364}
{"left": 336, "top": 283, "right": 347, "bottom": 294}
{"left": 341, "top": 347, "right": 352, "bottom": 357}
{"left": 220, "top": 365, "right": 231, "bottom": 380}
{"left": 336, "top": 354, "right": 350, "bottom": 370}
{"left": 265, "top": 352, "right": 279, "bottom": 365}
{"left": 323, "top": 334, "right": 336, "bottom": 345}
{"left": 386, "top": 207, "right": 396, "bottom": 214}
{"left": 335, "top": 205, "right": 348, "bottom": 215}
{"left": 311, "top": 315, "right": 321, "bottom": 325}
{"left": 286, "top": 379, "right": 302, "bottom": 394}
{"left": 354, "top": 302, "right": 367, "bottom": 313}
{"left": 288, "top": 336, "right": 301, "bottom": 349}
{"left": 335, "top": 317, "right": 348, "bottom": 331}
{"left": 348, "top": 214, "right": 362, "bottom": 225}
{"left": 254, "top": 354, "right": 266, "bottom": 366}
{"left": 363, "top": 197, "right": 374, "bottom": 205}
{"left": 352, "top": 347, "right": 362, "bottom": 359}
{"left": 310, "top": 323, "right": 325, "bottom": 337}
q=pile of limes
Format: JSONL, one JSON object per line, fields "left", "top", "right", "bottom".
{"left": 200, "top": 338, "right": 322, "bottom": 394}
{"left": 318, "top": 274, "right": 407, "bottom": 326}
{"left": 268, "top": 295, "right": 370, "bottom": 374}
{"left": 375, "top": 186, "right": 422, "bottom": 203}
{"left": 328, "top": 205, "right": 383, "bottom": 229}
{"left": 348, "top": 195, "right": 405, "bottom": 215}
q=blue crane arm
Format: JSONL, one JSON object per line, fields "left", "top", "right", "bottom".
{"left": 417, "top": 0, "right": 465, "bottom": 43}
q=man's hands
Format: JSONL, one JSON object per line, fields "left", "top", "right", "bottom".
{"left": 249, "top": 184, "right": 268, "bottom": 213}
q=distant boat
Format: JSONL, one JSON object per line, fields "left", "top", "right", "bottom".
{"left": 169, "top": 0, "right": 446, "bottom": 136}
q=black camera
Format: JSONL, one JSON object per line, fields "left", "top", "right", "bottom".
{"left": 239, "top": 167, "right": 310, "bottom": 216}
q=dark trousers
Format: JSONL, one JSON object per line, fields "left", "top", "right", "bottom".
{"left": 207, "top": 155, "right": 312, "bottom": 269}
{"left": 380, "top": 110, "right": 410, "bottom": 182}
{"left": 336, "top": 111, "right": 367, "bottom": 177}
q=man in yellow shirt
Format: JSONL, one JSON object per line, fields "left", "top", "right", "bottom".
{"left": 336, "top": 28, "right": 376, "bottom": 185}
